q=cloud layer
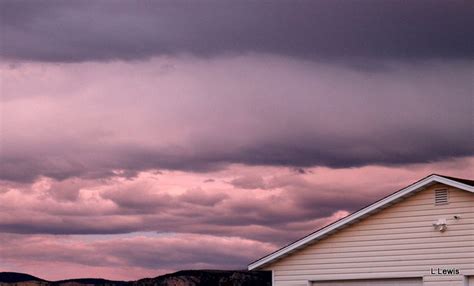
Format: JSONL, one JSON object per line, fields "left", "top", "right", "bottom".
{"left": 1, "top": 1, "right": 473, "bottom": 62}
{"left": 0, "top": 1, "right": 472, "bottom": 281}
{"left": 1, "top": 159, "right": 473, "bottom": 280}
{"left": 1, "top": 57, "right": 473, "bottom": 183}
{"left": 0, "top": 232, "right": 275, "bottom": 280}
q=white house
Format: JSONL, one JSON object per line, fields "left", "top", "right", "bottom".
{"left": 248, "top": 174, "right": 474, "bottom": 286}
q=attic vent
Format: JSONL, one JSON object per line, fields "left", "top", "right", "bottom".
{"left": 435, "top": 189, "right": 449, "bottom": 205}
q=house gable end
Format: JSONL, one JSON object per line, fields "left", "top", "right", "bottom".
{"left": 248, "top": 175, "right": 474, "bottom": 271}
{"left": 267, "top": 184, "right": 474, "bottom": 284}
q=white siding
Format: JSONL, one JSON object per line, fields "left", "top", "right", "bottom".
{"left": 312, "top": 278, "right": 422, "bottom": 286}
{"left": 265, "top": 184, "right": 474, "bottom": 286}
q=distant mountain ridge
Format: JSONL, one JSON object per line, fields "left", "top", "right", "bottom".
{"left": 0, "top": 270, "right": 270, "bottom": 286}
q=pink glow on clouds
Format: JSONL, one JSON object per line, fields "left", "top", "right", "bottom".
{"left": 0, "top": 157, "right": 473, "bottom": 280}
{"left": 0, "top": 233, "right": 275, "bottom": 280}
{"left": 0, "top": 54, "right": 472, "bottom": 280}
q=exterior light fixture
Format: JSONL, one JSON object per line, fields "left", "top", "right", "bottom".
{"left": 433, "top": 218, "right": 447, "bottom": 232}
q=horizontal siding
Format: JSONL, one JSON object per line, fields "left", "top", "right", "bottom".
{"left": 274, "top": 264, "right": 474, "bottom": 278}
{"left": 348, "top": 212, "right": 473, "bottom": 225}
{"left": 290, "top": 245, "right": 472, "bottom": 259}
{"left": 312, "top": 278, "right": 422, "bottom": 286}
{"left": 340, "top": 218, "right": 474, "bottom": 232}
{"left": 266, "top": 184, "right": 474, "bottom": 286}
{"left": 272, "top": 255, "right": 474, "bottom": 269}
{"left": 274, "top": 262, "right": 474, "bottom": 275}
{"left": 422, "top": 275, "right": 465, "bottom": 286}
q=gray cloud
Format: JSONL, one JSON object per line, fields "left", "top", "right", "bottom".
{"left": 179, "top": 188, "right": 228, "bottom": 206}
{"left": 229, "top": 175, "right": 267, "bottom": 190}
{"left": 1, "top": 0, "right": 473, "bottom": 62}
{"left": 0, "top": 57, "right": 472, "bottom": 182}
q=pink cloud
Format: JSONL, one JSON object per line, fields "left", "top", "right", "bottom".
{"left": 0, "top": 233, "right": 274, "bottom": 281}
{"left": 0, "top": 157, "right": 472, "bottom": 279}
{"left": 1, "top": 158, "right": 473, "bottom": 238}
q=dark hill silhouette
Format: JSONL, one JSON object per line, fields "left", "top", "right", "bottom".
{"left": 54, "top": 278, "right": 128, "bottom": 286}
{"left": 0, "top": 272, "right": 46, "bottom": 283}
{"left": 0, "top": 270, "right": 270, "bottom": 286}
{"left": 136, "top": 270, "right": 270, "bottom": 286}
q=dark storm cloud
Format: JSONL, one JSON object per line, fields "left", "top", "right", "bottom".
{"left": 1, "top": 0, "right": 473, "bottom": 62}
{"left": 2, "top": 130, "right": 472, "bottom": 183}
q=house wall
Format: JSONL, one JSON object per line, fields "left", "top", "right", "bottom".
{"left": 264, "top": 184, "right": 474, "bottom": 286}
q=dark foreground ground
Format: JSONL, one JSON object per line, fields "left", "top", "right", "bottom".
{"left": 0, "top": 270, "right": 271, "bottom": 286}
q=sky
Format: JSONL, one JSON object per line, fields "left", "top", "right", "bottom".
{"left": 0, "top": 0, "right": 473, "bottom": 281}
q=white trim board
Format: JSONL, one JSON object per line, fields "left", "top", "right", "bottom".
{"left": 248, "top": 174, "right": 474, "bottom": 270}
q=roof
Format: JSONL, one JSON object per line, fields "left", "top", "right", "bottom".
{"left": 436, "top": 174, "right": 474, "bottom": 186}
{"left": 248, "top": 174, "right": 474, "bottom": 270}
